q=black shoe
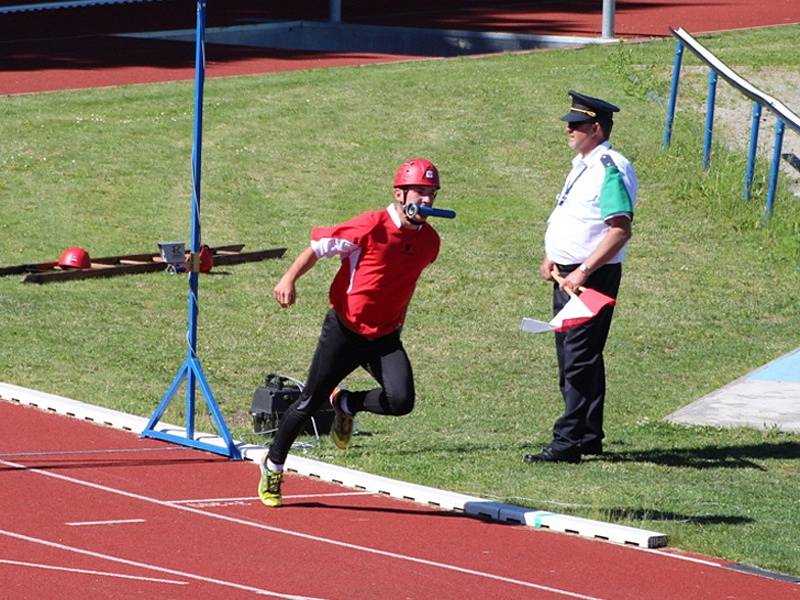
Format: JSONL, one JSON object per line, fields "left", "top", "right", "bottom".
{"left": 579, "top": 440, "right": 604, "bottom": 456}
{"left": 523, "top": 446, "right": 580, "bottom": 464}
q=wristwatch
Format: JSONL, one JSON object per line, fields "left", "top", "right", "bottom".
{"left": 579, "top": 263, "right": 591, "bottom": 274}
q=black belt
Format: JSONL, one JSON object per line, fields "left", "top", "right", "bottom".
{"left": 554, "top": 263, "right": 581, "bottom": 272}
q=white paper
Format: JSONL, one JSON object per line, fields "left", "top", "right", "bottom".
{"left": 521, "top": 296, "right": 594, "bottom": 335}
{"left": 520, "top": 318, "right": 555, "bottom": 333}
{"left": 549, "top": 295, "right": 593, "bottom": 327}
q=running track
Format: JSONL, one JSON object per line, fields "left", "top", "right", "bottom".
{"left": 1, "top": 0, "right": 799, "bottom": 94}
{"left": 2, "top": 3, "right": 800, "bottom": 597}
{"left": 2, "top": 399, "right": 798, "bottom": 599}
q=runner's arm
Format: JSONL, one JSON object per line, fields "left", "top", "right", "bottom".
{"left": 274, "top": 246, "right": 319, "bottom": 308}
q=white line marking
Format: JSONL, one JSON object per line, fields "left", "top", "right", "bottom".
{"left": 639, "top": 548, "right": 724, "bottom": 567}
{"left": 0, "top": 530, "right": 325, "bottom": 600}
{"left": 1, "top": 458, "right": 603, "bottom": 599}
{"left": 0, "top": 447, "right": 183, "bottom": 458}
{"left": 0, "top": 385, "right": 666, "bottom": 548}
{"left": 0, "top": 558, "right": 187, "bottom": 585}
{"left": 168, "top": 491, "right": 374, "bottom": 504}
{"left": 66, "top": 519, "right": 146, "bottom": 527}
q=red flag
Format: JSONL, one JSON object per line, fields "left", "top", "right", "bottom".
{"left": 550, "top": 268, "right": 616, "bottom": 331}
{"left": 576, "top": 286, "right": 615, "bottom": 314}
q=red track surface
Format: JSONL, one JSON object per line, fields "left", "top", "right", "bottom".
{"left": 2, "top": 3, "right": 800, "bottom": 597}
{"left": 1, "top": 0, "right": 799, "bottom": 94}
{"left": 1, "top": 400, "right": 798, "bottom": 599}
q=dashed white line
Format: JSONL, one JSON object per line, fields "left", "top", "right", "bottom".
{"left": 0, "top": 531, "right": 325, "bottom": 600}
{"left": 66, "top": 519, "right": 146, "bottom": 527}
{"left": 1, "top": 457, "right": 605, "bottom": 599}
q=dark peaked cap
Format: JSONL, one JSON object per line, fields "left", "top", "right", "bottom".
{"left": 560, "top": 90, "right": 620, "bottom": 123}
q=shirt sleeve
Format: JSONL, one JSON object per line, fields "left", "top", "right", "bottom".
{"left": 310, "top": 211, "right": 376, "bottom": 258}
{"left": 599, "top": 154, "right": 634, "bottom": 221}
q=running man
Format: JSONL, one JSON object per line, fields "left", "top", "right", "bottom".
{"left": 258, "top": 157, "right": 444, "bottom": 507}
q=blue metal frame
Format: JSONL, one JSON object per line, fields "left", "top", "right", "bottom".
{"left": 765, "top": 119, "right": 785, "bottom": 220}
{"left": 702, "top": 69, "right": 717, "bottom": 171}
{"left": 666, "top": 28, "right": 800, "bottom": 221}
{"left": 141, "top": 0, "right": 241, "bottom": 460}
{"left": 662, "top": 40, "right": 683, "bottom": 150}
{"left": 743, "top": 102, "right": 762, "bottom": 201}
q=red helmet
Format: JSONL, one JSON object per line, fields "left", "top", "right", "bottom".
{"left": 393, "top": 157, "right": 440, "bottom": 190}
{"left": 58, "top": 246, "right": 91, "bottom": 269}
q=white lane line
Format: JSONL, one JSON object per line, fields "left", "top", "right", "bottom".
{"left": 0, "top": 558, "right": 187, "bottom": 585}
{"left": 0, "top": 530, "right": 325, "bottom": 600}
{"left": 0, "top": 447, "right": 183, "bottom": 458}
{"left": 168, "top": 491, "right": 375, "bottom": 504}
{"left": 66, "top": 519, "right": 146, "bottom": 527}
{"left": 1, "top": 458, "right": 604, "bottom": 600}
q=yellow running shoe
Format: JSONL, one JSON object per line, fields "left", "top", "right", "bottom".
{"left": 329, "top": 387, "right": 353, "bottom": 450}
{"left": 257, "top": 453, "right": 283, "bottom": 508}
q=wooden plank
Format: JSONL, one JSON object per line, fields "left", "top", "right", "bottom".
{"left": 0, "top": 261, "right": 58, "bottom": 276}
{"left": 22, "top": 261, "right": 168, "bottom": 284}
{"left": 211, "top": 248, "right": 287, "bottom": 266}
{"left": 0, "top": 243, "right": 247, "bottom": 277}
{"left": 20, "top": 246, "right": 287, "bottom": 284}
{"left": 87, "top": 243, "right": 247, "bottom": 266}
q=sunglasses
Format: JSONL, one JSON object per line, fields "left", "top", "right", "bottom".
{"left": 566, "top": 120, "right": 595, "bottom": 130}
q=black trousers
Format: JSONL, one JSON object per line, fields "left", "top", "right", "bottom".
{"left": 268, "top": 308, "right": 415, "bottom": 464}
{"left": 550, "top": 263, "right": 621, "bottom": 452}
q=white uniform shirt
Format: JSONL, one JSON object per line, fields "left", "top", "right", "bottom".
{"left": 544, "top": 141, "right": 638, "bottom": 265}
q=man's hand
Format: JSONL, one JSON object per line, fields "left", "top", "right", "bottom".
{"left": 539, "top": 257, "right": 557, "bottom": 281}
{"left": 273, "top": 277, "right": 297, "bottom": 308}
{"left": 272, "top": 246, "right": 319, "bottom": 308}
{"left": 549, "top": 266, "right": 588, "bottom": 295}
{"left": 560, "top": 268, "right": 588, "bottom": 294}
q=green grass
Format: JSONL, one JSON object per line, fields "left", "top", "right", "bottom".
{"left": 2, "top": 27, "right": 799, "bottom": 577}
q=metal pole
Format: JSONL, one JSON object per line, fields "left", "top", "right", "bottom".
{"left": 764, "top": 119, "right": 785, "bottom": 220}
{"left": 744, "top": 102, "right": 762, "bottom": 201}
{"left": 330, "top": 0, "right": 341, "bottom": 23}
{"left": 663, "top": 41, "right": 684, "bottom": 150}
{"left": 601, "top": 0, "right": 616, "bottom": 40}
{"left": 703, "top": 69, "right": 718, "bottom": 170}
{"left": 143, "top": 0, "right": 241, "bottom": 459}
{"left": 186, "top": 0, "right": 207, "bottom": 438}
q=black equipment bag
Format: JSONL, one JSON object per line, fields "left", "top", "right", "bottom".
{"left": 250, "top": 373, "right": 334, "bottom": 436}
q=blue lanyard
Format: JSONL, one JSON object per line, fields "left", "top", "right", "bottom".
{"left": 557, "top": 165, "right": 588, "bottom": 206}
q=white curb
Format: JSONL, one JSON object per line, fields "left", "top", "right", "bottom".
{"left": 0, "top": 381, "right": 667, "bottom": 548}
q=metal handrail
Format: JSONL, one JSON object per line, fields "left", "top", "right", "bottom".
{"left": 670, "top": 27, "right": 800, "bottom": 135}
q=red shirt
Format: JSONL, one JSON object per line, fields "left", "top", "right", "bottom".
{"left": 310, "top": 205, "right": 440, "bottom": 339}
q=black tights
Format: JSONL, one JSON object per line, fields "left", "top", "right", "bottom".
{"left": 268, "top": 309, "right": 415, "bottom": 464}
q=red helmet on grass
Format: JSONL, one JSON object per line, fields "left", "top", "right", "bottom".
{"left": 58, "top": 246, "right": 91, "bottom": 269}
{"left": 393, "top": 157, "right": 440, "bottom": 190}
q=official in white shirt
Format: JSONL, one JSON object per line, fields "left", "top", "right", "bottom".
{"left": 526, "top": 91, "right": 638, "bottom": 464}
